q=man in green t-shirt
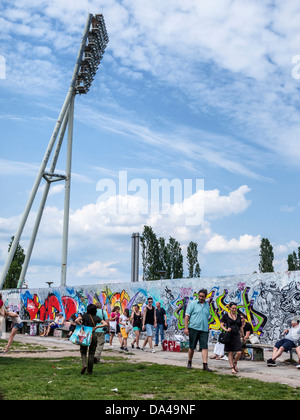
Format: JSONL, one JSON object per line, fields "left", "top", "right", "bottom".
{"left": 184, "top": 289, "right": 212, "bottom": 372}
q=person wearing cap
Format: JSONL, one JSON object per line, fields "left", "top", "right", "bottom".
{"left": 42, "top": 312, "right": 65, "bottom": 337}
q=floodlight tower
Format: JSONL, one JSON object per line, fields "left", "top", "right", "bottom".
{"left": 0, "top": 14, "right": 109, "bottom": 290}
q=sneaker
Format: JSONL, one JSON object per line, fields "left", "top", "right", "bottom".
{"left": 267, "top": 359, "right": 276, "bottom": 367}
{"left": 150, "top": 349, "right": 156, "bottom": 353}
{"left": 187, "top": 361, "right": 192, "bottom": 369}
{"left": 296, "top": 364, "right": 300, "bottom": 369}
{"left": 124, "top": 348, "right": 128, "bottom": 352}
{"left": 120, "top": 346, "right": 125, "bottom": 350}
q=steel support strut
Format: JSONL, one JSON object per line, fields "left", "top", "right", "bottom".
{"left": 0, "top": 14, "right": 94, "bottom": 290}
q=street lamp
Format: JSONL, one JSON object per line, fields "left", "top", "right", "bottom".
{"left": 0, "top": 13, "right": 109, "bottom": 290}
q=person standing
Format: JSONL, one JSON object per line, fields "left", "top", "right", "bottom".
{"left": 220, "top": 302, "right": 243, "bottom": 374}
{"left": 0, "top": 295, "right": 5, "bottom": 337}
{"left": 142, "top": 297, "right": 157, "bottom": 353}
{"left": 94, "top": 302, "right": 109, "bottom": 364}
{"left": 75, "top": 304, "right": 108, "bottom": 375}
{"left": 130, "top": 304, "right": 142, "bottom": 349}
{"left": 184, "top": 289, "right": 212, "bottom": 372}
{"left": 108, "top": 306, "right": 122, "bottom": 348}
{"left": 119, "top": 308, "right": 130, "bottom": 351}
{"left": 155, "top": 302, "right": 167, "bottom": 346}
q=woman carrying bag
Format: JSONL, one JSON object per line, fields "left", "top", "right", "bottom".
{"left": 75, "top": 304, "right": 108, "bottom": 375}
{"left": 220, "top": 302, "right": 244, "bottom": 375}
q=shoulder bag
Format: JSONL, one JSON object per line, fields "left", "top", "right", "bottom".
{"left": 69, "top": 314, "right": 94, "bottom": 346}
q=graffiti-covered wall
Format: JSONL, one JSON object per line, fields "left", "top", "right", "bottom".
{"left": 3, "top": 271, "right": 300, "bottom": 343}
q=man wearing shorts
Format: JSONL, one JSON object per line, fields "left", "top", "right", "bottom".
{"left": 142, "top": 297, "right": 157, "bottom": 353}
{"left": 267, "top": 318, "right": 300, "bottom": 366}
{"left": 184, "top": 289, "right": 212, "bottom": 372}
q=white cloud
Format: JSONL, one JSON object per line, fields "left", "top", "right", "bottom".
{"left": 77, "top": 260, "right": 118, "bottom": 278}
{"left": 203, "top": 234, "right": 261, "bottom": 254}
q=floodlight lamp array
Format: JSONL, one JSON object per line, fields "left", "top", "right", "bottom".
{"left": 75, "top": 14, "right": 109, "bottom": 95}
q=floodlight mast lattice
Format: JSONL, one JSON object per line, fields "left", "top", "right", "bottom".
{"left": 0, "top": 13, "right": 109, "bottom": 290}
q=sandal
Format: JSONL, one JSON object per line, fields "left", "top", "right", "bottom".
{"left": 231, "top": 366, "right": 237, "bottom": 375}
{"left": 233, "top": 362, "right": 239, "bottom": 372}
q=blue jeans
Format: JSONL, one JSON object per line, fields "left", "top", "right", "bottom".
{"left": 155, "top": 324, "right": 165, "bottom": 345}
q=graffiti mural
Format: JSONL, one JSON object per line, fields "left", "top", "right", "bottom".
{"left": 1, "top": 271, "right": 299, "bottom": 344}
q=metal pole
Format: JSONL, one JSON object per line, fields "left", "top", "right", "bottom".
{"left": 0, "top": 14, "right": 93, "bottom": 290}
{"left": 131, "top": 233, "right": 140, "bottom": 282}
{"left": 61, "top": 94, "right": 75, "bottom": 286}
{"left": 131, "top": 234, "right": 135, "bottom": 282}
{"left": 134, "top": 233, "right": 139, "bottom": 282}
{"left": 17, "top": 109, "right": 70, "bottom": 288}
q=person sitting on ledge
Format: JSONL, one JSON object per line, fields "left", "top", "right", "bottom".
{"left": 267, "top": 318, "right": 300, "bottom": 367}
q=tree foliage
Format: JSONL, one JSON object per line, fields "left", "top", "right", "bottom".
{"left": 140, "top": 226, "right": 160, "bottom": 281}
{"left": 259, "top": 237, "right": 274, "bottom": 273}
{"left": 287, "top": 247, "right": 300, "bottom": 271}
{"left": 141, "top": 226, "right": 184, "bottom": 280}
{"left": 3, "top": 236, "right": 26, "bottom": 289}
{"left": 187, "top": 241, "right": 201, "bottom": 278}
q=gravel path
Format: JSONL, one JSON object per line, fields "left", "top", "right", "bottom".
{"left": 1, "top": 334, "right": 299, "bottom": 388}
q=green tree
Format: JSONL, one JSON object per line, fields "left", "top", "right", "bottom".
{"left": 194, "top": 262, "right": 201, "bottom": 278}
{"left": 166, "top": 236, "right": 184, "bottom": 279}
{"left": 187, "top": 241, "right": 200, "bottom": 278}
{"left": 140, "top": 226, "right": 160, "bottom": 281}
{"left": 3, "top": 236, "right": 26, "bottom": 289}
{"left": 140, "top": 226, "right": 184, "bottom": 280}
{"left": 259, "top": 238, "right": 274, "bottom": 273}
{"left": 157, "top": 236, "right": 168, "bottom": 275}
{"left": 287, "top": 247, "right": 300, "bottom": 271}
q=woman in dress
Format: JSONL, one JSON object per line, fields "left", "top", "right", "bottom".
{"left": 220, "top": 302, "right": 244, "bottom": 374}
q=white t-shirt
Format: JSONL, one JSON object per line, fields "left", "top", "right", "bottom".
{"left": 119, "top": 314, "right": 129, "bottom": 327}
{"left": 285, "top": 326, "right": 300, "bottom": 344}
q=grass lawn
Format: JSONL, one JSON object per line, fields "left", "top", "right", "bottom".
{"left": 0, "top": 353, "right": 299, "bottom": 400}
{"left": 0, "top": 339, "right": 48, "bottom": 352}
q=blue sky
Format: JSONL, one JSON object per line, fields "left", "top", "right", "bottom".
{"left": 1, "top": 0, "right": 300, "bottom": 288}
